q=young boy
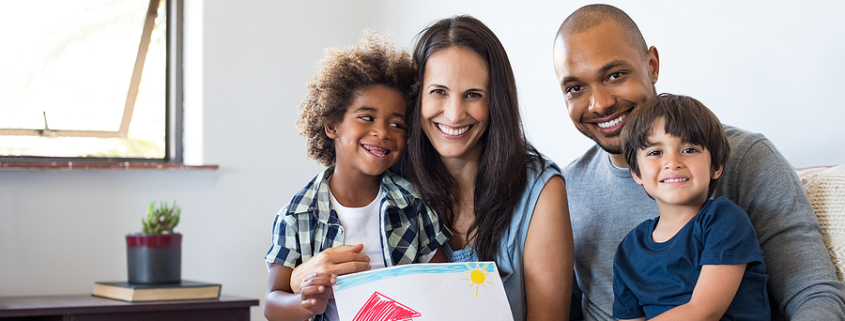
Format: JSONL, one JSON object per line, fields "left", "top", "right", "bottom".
{"left": 613, "top": 94, "right": 770, "bottom": 320}
{"left": 263, "top": 35, "right": 451, "bottom": 321}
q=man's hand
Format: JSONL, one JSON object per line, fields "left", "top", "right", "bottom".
{"left": 290, "top": 244, "right": 371, "bottom": 293}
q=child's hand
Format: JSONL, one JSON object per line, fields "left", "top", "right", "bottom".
{"left": 300, "top": 272, "right": 336, "bottom": 315}
{"left": 290, "top": 244, "right": 370, "bottom": 293}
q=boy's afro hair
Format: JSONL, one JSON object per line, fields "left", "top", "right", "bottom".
{"left": 296, "top": 32, "right": 417, "bottom": 167}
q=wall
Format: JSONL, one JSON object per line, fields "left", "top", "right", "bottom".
{"left": 1, "top": 1, "right": 843, "bottom": 321}
{"left": 367, "top": 0, "right": 845, "bottom": 168}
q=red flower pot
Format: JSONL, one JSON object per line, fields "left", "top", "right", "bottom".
{"left": 126, "top": 233, "right": 182, "bottom": 284}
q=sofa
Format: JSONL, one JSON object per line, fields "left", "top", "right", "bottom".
{"left": 796, "top": 165, "right": 845, "bottom": 281}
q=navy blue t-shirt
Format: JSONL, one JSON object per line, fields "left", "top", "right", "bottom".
{"left": 612, "top": 197, "right": 770, "bottom": 320}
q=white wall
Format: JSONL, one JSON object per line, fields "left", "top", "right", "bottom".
{"left": 367, "top": 0, "right": 845, "bottom": 168}
{"left": 1, "top": 1, "right": 843, "bottom": 320}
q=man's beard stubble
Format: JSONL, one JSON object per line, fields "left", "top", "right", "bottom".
{"left": 577, "top": 126, "right": 623, "bottom": 155}
{"left": 576, "top": 100, "right": 636, "bottom": 155}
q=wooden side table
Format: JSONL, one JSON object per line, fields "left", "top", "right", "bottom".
{"left": 0, "top": 294, "right": 259, "bottom": 320}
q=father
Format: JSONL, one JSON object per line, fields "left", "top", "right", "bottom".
{"left": 553, "top": 4, "right": 845, "bottom": 320}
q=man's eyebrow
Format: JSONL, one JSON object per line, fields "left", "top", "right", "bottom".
{"left": 599, "top": 60, "right": 629, "bottom": 75}
{"left": 560, "top": 60, "right": 630, "bottom": 86}
{"left": 561, "top": 76, "right": 580, "bottom": 86}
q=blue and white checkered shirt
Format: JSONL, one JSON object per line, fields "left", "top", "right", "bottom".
{"left": 265, "top": 167, "right": 451, "bottom": 270}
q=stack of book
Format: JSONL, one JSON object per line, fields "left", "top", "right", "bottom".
{"left": 92, "top": 280, "right": 221, "bottom": 302}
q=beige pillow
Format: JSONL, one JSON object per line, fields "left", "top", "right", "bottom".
{"left": 797, "top": 165, "right": 845, "bottom": 281}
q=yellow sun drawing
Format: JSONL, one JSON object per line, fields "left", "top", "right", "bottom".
{"left": 460, "top": 263, "right": 495, "bottom": 297}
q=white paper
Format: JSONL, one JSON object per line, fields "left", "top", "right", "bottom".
{"left": 333, "top": 262, "right": 514, "bottom": 321}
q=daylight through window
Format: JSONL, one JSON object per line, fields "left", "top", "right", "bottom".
{"left": 0, "top": 0, "right": 168, "bottom": 159}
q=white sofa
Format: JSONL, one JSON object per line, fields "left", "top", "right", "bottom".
{"left": 796, "top": 165, "right": 845, "bottom": 280}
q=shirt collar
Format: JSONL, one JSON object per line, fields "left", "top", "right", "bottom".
{"left": 287, "top": 167, "right": 334, "bottom": 222}
{"left": 288, "top": 167, "right": 415, "bottom": 223}
{"left": 380, "top": 170, "right": 413, "bottom": 209}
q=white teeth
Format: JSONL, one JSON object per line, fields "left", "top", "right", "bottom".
{"left": 437, "top": 123, "right": 470, "bottom": 136}
{"left": 662, "top": 178, "right": 689, "bottom": 183}
{"left": 597, "top": 114, "right": 626, "bottom": 129}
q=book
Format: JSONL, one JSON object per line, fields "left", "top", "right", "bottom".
{"left": 92, "top": 280, "right": 221, "bottom": 302}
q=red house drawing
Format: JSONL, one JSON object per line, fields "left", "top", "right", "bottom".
{"left": 352, "top": 292, "right": 421, "bottom": 321}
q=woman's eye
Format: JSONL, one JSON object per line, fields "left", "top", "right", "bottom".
{"left": 466, "top": 92, "right": 483, "bottom": 99}
{"left": 431, "top": 89, "right": 445, "bottom": 95}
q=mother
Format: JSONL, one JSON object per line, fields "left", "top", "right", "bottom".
{"left": 406, "top": 15, "right": 572, "bottom": 320}
{"left": 289, "top": 15, "right": 574, "bottom": 321}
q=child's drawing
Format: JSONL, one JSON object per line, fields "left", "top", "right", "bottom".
{"left": 352, "top": 292, "right": 420, "bottom": 321}
{"left": 461, "top": 262, "right": 495, "bottom": 297}
{"left": 333, "top": 262, "right": 514, "bottom": 321}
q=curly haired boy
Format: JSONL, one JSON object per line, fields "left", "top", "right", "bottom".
{"left": 263, "top": 34, "right": 451, "bottom": 321}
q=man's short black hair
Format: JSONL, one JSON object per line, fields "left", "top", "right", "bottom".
{"left": 558, "top": 4, "right": 648, "bottom": 59}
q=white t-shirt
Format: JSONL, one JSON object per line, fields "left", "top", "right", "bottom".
{"left": 322, "top": 187, "right": 386, "bottom": 321}
{"left": 330, "top": 187, "right": 387, "bottom": 270}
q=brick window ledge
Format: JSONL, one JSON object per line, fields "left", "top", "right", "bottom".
{"left": 0, "top": 161, "right": 218, "bottom": 171}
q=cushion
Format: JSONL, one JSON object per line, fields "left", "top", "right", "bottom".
{"left": 796, "top": 165, "right": 845, "bottom": 281}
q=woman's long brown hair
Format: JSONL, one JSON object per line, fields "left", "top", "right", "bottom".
{"left": 406, "top": 15, "right": 541, "bottom": 262}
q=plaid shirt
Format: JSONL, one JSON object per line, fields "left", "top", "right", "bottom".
{"left": 265, "top": 167, "right": 451, "bottom": 270}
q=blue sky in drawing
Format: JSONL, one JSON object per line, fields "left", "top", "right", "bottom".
{"left": 336, "top": 262, "right": 497, "bottom": 291}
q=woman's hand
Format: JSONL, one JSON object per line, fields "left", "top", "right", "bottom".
{"left": 289, "top": 244, "right": 371, "bottom": 293}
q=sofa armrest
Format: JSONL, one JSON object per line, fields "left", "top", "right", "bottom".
{"left": 797, "top": 165, "right": 845, "bottom": 281}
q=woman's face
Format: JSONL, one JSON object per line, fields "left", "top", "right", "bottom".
{"left": 420, "top": 46, "right": 490, "bottom": 163}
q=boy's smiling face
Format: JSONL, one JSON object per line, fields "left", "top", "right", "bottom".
{"left": 632, "top": 118, "right": 723, "bottom": 211}
{"left": 327, "top": 85, "right": 407, "bottom": 179}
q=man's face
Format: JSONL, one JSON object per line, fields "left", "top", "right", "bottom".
{"left": 553, "top": 21, "right": 659, "bottom": 154}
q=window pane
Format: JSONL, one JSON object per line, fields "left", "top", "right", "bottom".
{"left": 0, "top": 0, "right": 166, "bottom": 159}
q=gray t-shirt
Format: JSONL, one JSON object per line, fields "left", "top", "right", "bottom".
{"left": 564, "top": 125, "right": 845, "bottom": 321}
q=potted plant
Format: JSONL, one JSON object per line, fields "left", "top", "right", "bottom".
{"left": 126, "top": 201, "right": 182, "bottom": 284}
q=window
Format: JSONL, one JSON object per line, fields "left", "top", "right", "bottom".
{"left": 0, "top": 0, "right": 180, "bottom": 162}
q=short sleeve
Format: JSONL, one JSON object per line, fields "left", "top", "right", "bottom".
{"left": 264, "top": 207, "right": 303, "bottom": 269}
{"left": 613, "top": 248, "right": 646, "bottom": 319}
{"left": 699, "top": 198, "right": 764, "bottom": 266}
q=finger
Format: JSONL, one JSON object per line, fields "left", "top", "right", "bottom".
{"left": 323, "top": 243, "right": 364, "bottom": 254}
{"left": 300, "top": 285, "right": 325, "bottom": 298}
{"left": 331, "top": 261, "right": 371, "bottom": 275}
{"left": 304, "top": 272, "right": 336, "bottom": 281}
{"left": 301, "top": 298, "right": 316, "bottom": 309}
{"left": 302, "top": 276, "right": 336, "bottom": 288}
{"left": 345, "top": 243, "right": 364, "bottom": 253}
{"left": 326, "top": 251, "right": 370, "bottom": 264}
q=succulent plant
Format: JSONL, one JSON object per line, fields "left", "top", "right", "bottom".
{"left": 142, "top": 201, "right": 181, "bottom": 234}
